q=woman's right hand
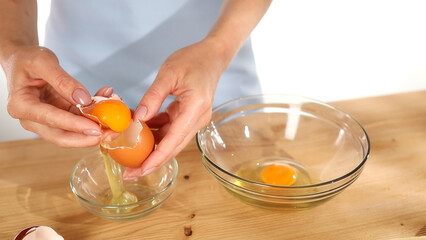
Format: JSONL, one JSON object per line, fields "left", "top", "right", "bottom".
{"left": 3, "top": 45, "right": 104, "bottom": 147}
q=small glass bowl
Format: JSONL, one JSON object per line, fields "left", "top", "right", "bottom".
{"left": 196, "top": 95, "right": 370, "bottom": 209}
{"left": 70, "top": 151, "right": 178, "bottom": 221}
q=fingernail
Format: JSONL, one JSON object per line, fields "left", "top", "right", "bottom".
{"left": 72, "top": 88, "right": 92, "bottom": 105}
{"left": 104, "top": 87, "right": 113, "bottom": 97}
{"left": 123, "top": 166, "right": 156, "bottom": 180}
{"left": 141, "top": 167, "right": 157, "bottom": 176}
{"left": 102, "top": 131, "right": 120, "bottom": 142}
{"left": 123, "top": 175, "right": 137, "bottom": 181}
{"left": 134, "top": 105, "right": 147, "bottom": 121}
{"left": 83, "top": 129, "right": 102, "bottom": 136}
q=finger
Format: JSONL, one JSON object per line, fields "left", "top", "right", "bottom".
{"left": 25, "top": 48, "right": 92, "bottom": 106}
{"left": 146, "top": 112, "right": 170, "bottom": 143}
{"left": 151, "top": 123, "right": 170, "bottom": 144}
{"left": 10, "top": 99, "right": 102, "bottom": 136}
{"left": 134, "top": 66, "right": 178, "bottom": 122}
{"left": 94, "top": 86, "right": 113, "bottom": 97}
{"left": 152, "top": 103, "right": 211, "bottom": 151}
{"left": 124, "top": 104, "right": 211, "bottom": 179}
{"left": 123, "top": 117, "right": 191, "bottom": 179}
{"left": 101, "top": 129, "right": 121, "bottom": 142}
{"left": 145, "top": 112, "right": 169, "bottom": 129}
{"left": 20, "top": 120, "right": 101, "bottom": 148}
{"left": 143, "top": 96, "right": 212, "bottom": 163}
{"left": 123, "top": 126, "right": 195, "bottom": 180}
{"left": 145, "top": 101, "right": 177, "bottom": 142}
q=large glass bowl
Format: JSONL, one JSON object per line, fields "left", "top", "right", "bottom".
{"left": 70, "top": 151, "right": 178, "bottom": 221}
{"left": 196, "top": 95, "right": 370, "bottom": 209}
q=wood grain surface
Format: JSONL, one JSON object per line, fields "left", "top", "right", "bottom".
{"left": 1, "top": 91, "right": 425, "bottom": 240}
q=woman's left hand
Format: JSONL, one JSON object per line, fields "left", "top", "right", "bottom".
{"left": 123, "top": 0, "right": 272, "bottom": 179}
{"left": 123, "top": 38, "right": 228, "bottom": 179}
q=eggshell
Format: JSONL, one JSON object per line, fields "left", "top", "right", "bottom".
{"left": 14, "top": 226, "right": 63, "bottom": 240}
{"left": 101, "top": 121, "right": 155, "bottom": 168}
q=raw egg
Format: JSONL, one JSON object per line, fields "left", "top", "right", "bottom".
{"left": 91, "top": 100, "right": 131, "bottom": 132}
{"left": 78, "top": 94, "right": 155, "bottom": 168}
{"left": 261, "top": 163, "right": 297, "bottom": 186}
{"left": 78, "top": 94, "right": 131, "bottom": 133}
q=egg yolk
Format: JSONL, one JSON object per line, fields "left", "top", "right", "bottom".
{"left": 261, "top": 164, "right": 297, "bottom": 186}
{"left": 103, "top": 121, "right": 155, "bottom": 168}
{"left": 91, "top": 100, "right": 131, "bottom": 132}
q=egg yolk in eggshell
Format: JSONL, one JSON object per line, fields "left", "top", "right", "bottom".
{"left": 102, "top": 121, "right": 155, "bottom": 168}
{"left": 90, "top": 99, "right": 132, "bottom": 133}
{"left": 261, "top": 164, "right": 297, "bottom": 186}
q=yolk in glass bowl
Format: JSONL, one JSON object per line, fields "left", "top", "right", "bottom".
{"left": 261, "top": 163, "right": 297, "bottom": 186}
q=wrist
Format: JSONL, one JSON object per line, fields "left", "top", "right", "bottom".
{"left": 0, "top": 0, "right": 38, "bottom": 64}
{"left": 0, "top": 39, "right": 33, "bottom": 67}
{"left": 202, "top": 34, "right": 241, "bottom": 72}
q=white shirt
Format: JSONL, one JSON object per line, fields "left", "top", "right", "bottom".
{"left": 45, "top": 0, "right": 261, "bottom": 109}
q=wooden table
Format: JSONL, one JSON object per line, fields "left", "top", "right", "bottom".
{"left": 1, "top": 91, "right": 425, "bottom": 240}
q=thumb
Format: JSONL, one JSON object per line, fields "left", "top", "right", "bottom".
{"left": 134, "top": 69, "right": 177, "bottom": 121}
{"left": 26, "top": 47, "right": 92, "bottom": 105}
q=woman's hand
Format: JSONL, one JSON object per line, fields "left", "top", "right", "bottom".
{"left": 124, "top": 39, "right": 227, "bottom": 179}
{"left": 124, "top": 0, "right": 272, "bottom": 179}
{"left": 3, "top": 45, "right": 105, "bottom": 147}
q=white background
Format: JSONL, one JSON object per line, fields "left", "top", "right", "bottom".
{"left": 1, "top": 0, "right": 426, "bottom": 141}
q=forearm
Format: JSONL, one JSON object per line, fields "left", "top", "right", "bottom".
{"left": 0, "top": 0, "right": 38, "bottom": 63}
{"left": 206, "top": 0, "right": 272, "bottom": 68}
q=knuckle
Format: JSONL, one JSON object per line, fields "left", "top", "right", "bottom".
{"left": 19, "top": 120, "right": 32, "bottom": 132}
{"left": 168, "top": 128, "right": 187, "bottom": 144}
{"left": 6, "top": 96, "right": 27, "bottom": 120}
{"left": 202, "top": 110, "right": 212, "bottom": 125}
{"left": 49, "top": 133, "right": 74, "bottom": 148}
{"left": 159, "top": 62, "right": 185, "bottom": 82}
{"left": 193, "top": 97, "right": 212, "bottom": 113}
{"left": 161, "top": 62, "right": 178, "bottom": 75}
{"left": 155, "top": 147, "right": 169, "bottom": 161}
{"left": 6, "top": 101, "right": 19, "bottom": 119}
{"left": 27, "top": 47, "right": 57, "bottom": 69}
{"left": 146, "top": 86, "right": 163, "bottom": 99}
{"left": 42, "top": 110, "right": 56, "bottom": 128}
{"left": 174, "top": 132, "right": 187, "bottom": 142}
{"left": 199, "top": 98, "right": 212, "bottom": 110}
{"left": 53, "top": 73, "right": 72, "bottom": 93}
{"left": 54, "top": 138, "right": 70, "bottom": 148}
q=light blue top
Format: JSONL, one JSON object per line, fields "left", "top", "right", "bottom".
{"left": 44, "top": 0, "right": 261, "bottom": 109}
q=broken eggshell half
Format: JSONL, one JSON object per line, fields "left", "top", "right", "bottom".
{"left": 77, "top": 94, "right": 131, "bottom": 132}
{"left": 14, "top": 226, "right": 64, "bottom": 240}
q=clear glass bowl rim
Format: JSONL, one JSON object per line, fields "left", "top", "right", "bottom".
{"left": 196, "top": 94, "right": 370, "bottom": 190}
